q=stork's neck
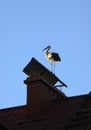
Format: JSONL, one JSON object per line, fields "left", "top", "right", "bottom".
{"left": 45, "top": 48, "right": 49, "bottom": 55}
{"left": 47, "top": 47, "right": 50, "bottom": 52}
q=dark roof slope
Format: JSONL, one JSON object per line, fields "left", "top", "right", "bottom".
{"left": 0, "top": 105, "right": 26, "bottom": 130}
{"left": 0, "top": 94, "right": 91, "bottom": 130}
{"left": 0, "top": 124, "right": 7, "bottom": 130}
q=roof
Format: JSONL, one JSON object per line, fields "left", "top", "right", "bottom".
{"left": 0, "top": 106, "right": 26, "bottom": 130}
{"left": 0, "top": 124, "right": 7, "bottom": 130}
{"left": 0, "top": 93, "right": 91, "bottom": 130}
{"left": 0, "top": 57, "right": 91, "bottom": 130}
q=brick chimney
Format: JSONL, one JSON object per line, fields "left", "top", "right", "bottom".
{"left": 23, "top": 57, "right": 67, "bottom": 119}
{"left": 24, "top": 76, "right": 66, "bottom": 119}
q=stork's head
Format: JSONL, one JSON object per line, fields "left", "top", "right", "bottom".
{"left": 43, "top": 45, "right": 51, "bottom": 51}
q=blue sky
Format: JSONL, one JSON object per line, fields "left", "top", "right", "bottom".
{"left": 0, "top": 0, "right": 91, "bottom": 108}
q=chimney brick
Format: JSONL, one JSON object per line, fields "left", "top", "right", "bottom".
{"left": 24, "top": 76, "right": 66, "bottom": 119}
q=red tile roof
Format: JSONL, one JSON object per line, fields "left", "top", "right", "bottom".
{"left": 0, "top": 105, "right": 26, "bottom": 129}
{"left": 0, "top": 124, "right": 7, "bottom": 130}
{"left": 0, "top": 94, "right": 91, "bottom": 130}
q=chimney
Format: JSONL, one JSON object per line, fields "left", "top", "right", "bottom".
{"left": 24, "top": 76, "right": 66, "bottom": 118}
{"left": 23, "top": 57, "right": 67, "bottom": 119}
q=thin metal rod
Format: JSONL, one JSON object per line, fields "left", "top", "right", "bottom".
{"left": 50, "top": 61, "right": 55, "bottom": 74}
{"left": 53, "top": 61, "right": 55, "bottom": 74}
{"left": 51, "top": 61, "right": 53, "bottom": 72}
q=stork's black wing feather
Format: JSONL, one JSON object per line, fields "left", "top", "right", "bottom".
{"left": 51, "top": 53, "right": 61, "bottom": 61}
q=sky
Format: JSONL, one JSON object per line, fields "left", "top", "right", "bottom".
{"left": 0, "top": 0, "right": 91, "bottom": 109}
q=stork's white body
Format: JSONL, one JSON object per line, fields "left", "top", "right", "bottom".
{"left": 45, "top": 53, "right": 54, "bottom": 61}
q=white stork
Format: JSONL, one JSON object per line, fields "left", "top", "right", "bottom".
{"left": 43, "top": 45, "right": 61, "bottom": 73}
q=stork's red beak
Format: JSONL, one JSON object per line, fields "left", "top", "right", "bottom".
{"left": 42, "top": 45, "right": 50, "bottom": 51}
{"left": 42, "top": 47, "right": 48, "bottom": 51}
